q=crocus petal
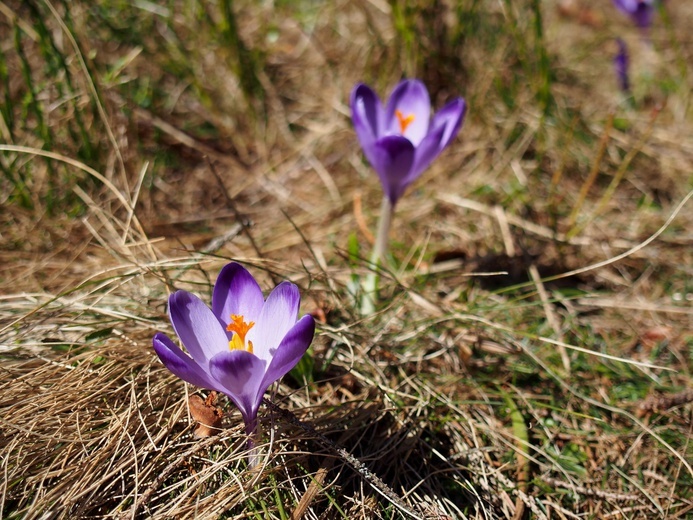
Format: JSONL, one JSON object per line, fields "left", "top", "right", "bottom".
{"left": 430, "top": 98, "right": 466, "bottom": 150}
{"left": 367, "top": 135, "right": 416, "bottom": 205}
{"left": 256, "top": 314, "right": 315, "bottom": 403}
{"left": 405, "top": 124, "right": 447, "bottom": 190}
{"left": 152, "top": 332, "right": 220, "bottom": 391}
{"left": 409, "top": 98, "right": 466, "bottom": 183}
{"left": 352, "top": 84, "right": 386, "bottom": 171}
{"left": 212, "top": 262, "right": 265, "bottom": 326}
{"left": 169, "top": 290, "right": 230, "bottom": 369}
{"left": 613, "top": 0, "right": 656, "bottom": 27}
{"left": 351, "top": 83, "right": 384, "bottom": 142}
{"left": 632, "top": 5, "right": 654, "bottom": 27}
{"left": 249, "top": 281, "right": 300, "bottom": 363}
{"left": 384, "top": 80, "right": 431, "bottom": 146}
{"left": 613, "top": 0, "right": 637, "bottom": 12}
{"left": 209, "top": 350, "right": 266, "bottom": 424}
{"left": 614, "top": 39, "right": 630, "bottom": 92}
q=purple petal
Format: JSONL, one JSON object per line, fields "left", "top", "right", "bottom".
{"left": 430, "top": 98, "right": 466, "bottom": 150}
{"left": 367, "top": 135, "right": 416, "bottom": 205}
{"left": 632, "top": 4, "right": 655, "bottom": 27}
{"left": 614, "top": 39, "right": 630, "bottom": 92}
{"left": 212, "top": 263, "right": 265, "bottom": 327}
{"left": 169, "top": 290, "right": 229, "bottom": 369}
{"left": 384, "top": 80, "right": 431, "bottom": 146}
{"left": 409, "top": 98, "right": 466, "bottom": 182}
{"left": 152, "top": 333, "right": 219, "bottom": 390}
{"left": 256, "top": 315, "right": 315, "bottom": 404}
{"left": 351, "top": 83, "right": 384, "bottom": 141}
{"left": 352, "top": 83, "right": 385, "bottom": 170}
{"left": 209, "top": 350, "right": 266, "bottom": 425}
{"left": 249, "top": 281, "right": 300, "bottom": 363}
{"left": 613, "top": 0, "right": 637, "bottom": 13}
{"left": 613, "top": 0, "right": 655, "bottom": 27}
{"left": 406, "top": 124, "right": 447, "bottom": 190}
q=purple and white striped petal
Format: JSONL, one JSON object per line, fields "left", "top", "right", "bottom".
{"left": 212, "top": 262, "right": 265, "bottom": 328}
{"left": 384, "top": 80, "right": 431, "bottom": 146}
{"left": 351, "top": 84, "right": 384, "bottom": 146}
{"left": 406, "top": 123, "right": 448, "bottom": 190}
{"left": 428, "top": 98, "right": 466, "bottom": 150}
{"left": 249, "top": 281, "right": 300, "bottom": 363}
{"left": 410, "top": 98, "right": 466, "bottom": 183}
{"left": 153, "top": 333, "right": 221, "bottom": 391}
{"left": 209, "top": 350, "right": 266, "bottom": 423}
{"left": 257, "top": 314, "right": 315, "bottom": 401}
{"left": 169, "top": 291, "right": 229, "bottom": 369}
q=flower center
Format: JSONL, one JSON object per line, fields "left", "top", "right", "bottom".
{"left": 395, "top": 109, "right": 415, "bottom": 134}
{"left": 227, "top": 314, "right": 255, "bottom": 354}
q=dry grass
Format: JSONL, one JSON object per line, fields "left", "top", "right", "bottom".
{"left": 1, "top": 0, "right": 692, "bottom": 518}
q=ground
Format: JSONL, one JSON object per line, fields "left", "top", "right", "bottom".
{"left": 0, "top": 1, "right": 692, "bottom": 518}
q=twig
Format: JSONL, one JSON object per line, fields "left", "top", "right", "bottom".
{"left": 201, "top": 223, "right": 243, "bottom": 255}
{"left": 290, "top": 465, "right": 330, "bottom": 520}
{"left": 542, "top": 476, "right": 640, "bottom": 501}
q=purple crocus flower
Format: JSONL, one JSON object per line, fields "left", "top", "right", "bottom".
{"left": 152, "top": 262, "right": 315, "bottom": 436}
{"left": 351, "top": 79, "right": 466, "bottom": 206}
{"left": 614, "top": 38, "right": 630, "bottom": 92}
{"left": 613, "top": 0, "right": 658, "bottom": 28}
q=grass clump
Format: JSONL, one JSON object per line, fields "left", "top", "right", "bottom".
{"left": 1, "top": 0, "right": 692, "bottom": 518}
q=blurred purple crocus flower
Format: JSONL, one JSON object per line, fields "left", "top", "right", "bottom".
{"left": 153, "top": 262, "right": 315, "bottom": 436}
{"left": 612, "top": 0, "right": 658, "bottom": 28}
{"left": 614, "top": 38, "right": 630, "bottom": 92}
{"left": 351, "top": 79, "right": 466, "bottom": 206}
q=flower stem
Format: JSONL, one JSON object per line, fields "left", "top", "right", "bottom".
{"left": 245, "top": 418, "right": 261, "bottom": 468}
{"left": 361, "top": 196, "right": 394, "bottom": 315}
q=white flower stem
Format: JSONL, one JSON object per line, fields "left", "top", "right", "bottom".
{"left": 246, "top": 419, "right": 262, "bottom": 468}
{"left": 361, "top": 196, "right": 394, "bottom": 315}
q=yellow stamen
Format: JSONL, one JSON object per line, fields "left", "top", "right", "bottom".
{"left": 227, "top": 314, "right": 255, "bottom": 353}
{"left": 395, "top": 109, "right": 415, "bottom": 134}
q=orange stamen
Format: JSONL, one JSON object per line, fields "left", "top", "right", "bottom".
{"left": 395, "top": 109, "right": 415, "bottom": 134}
{"left": 227, "top": 314, "right": 255, "bottom": 353}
